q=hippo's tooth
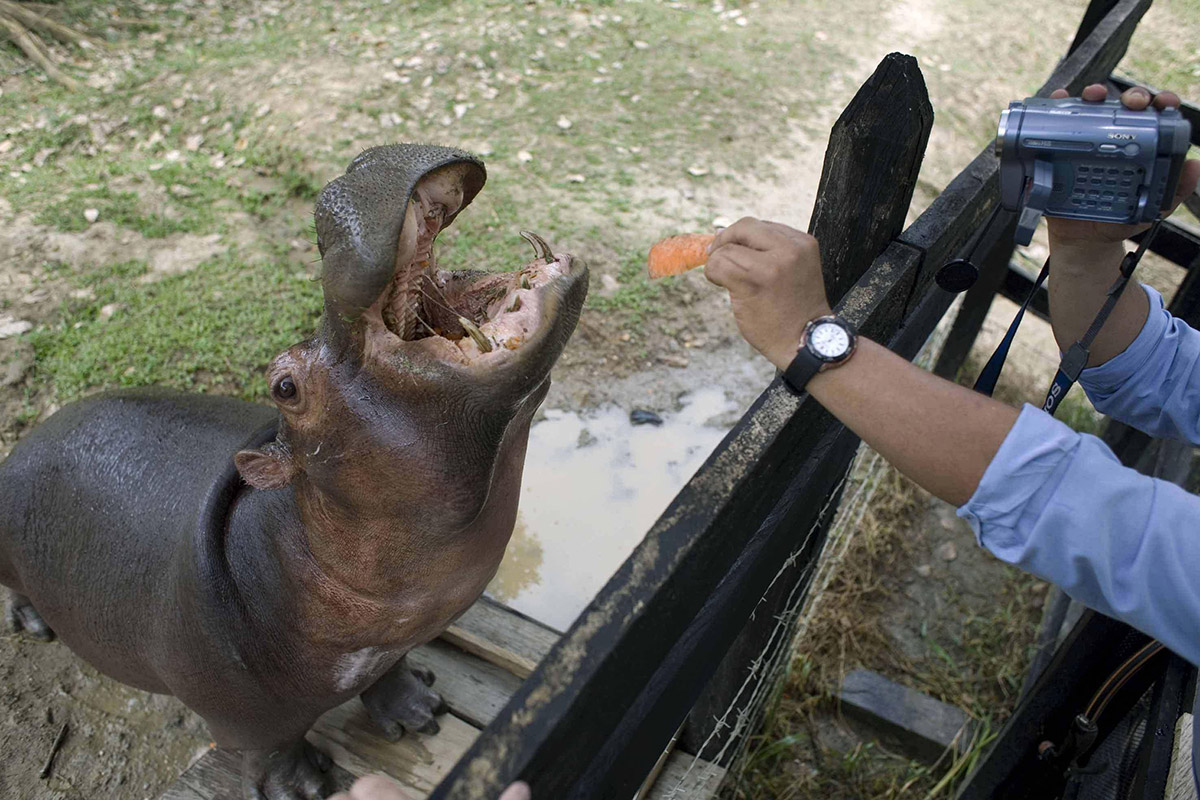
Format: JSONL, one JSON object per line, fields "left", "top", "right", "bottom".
{"left": 519, "top": 230, "right": 555, "bottom": 264}
{"left": 458, "top": 316, "right": 493, "bottom": 353}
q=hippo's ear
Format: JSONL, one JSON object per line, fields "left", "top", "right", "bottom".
{"left": 235, "top": 442, "right": 296, "bottom": 490}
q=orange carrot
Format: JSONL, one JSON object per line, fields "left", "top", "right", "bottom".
{"left": 647, "top": 233, "right": 716, "bottom": 278}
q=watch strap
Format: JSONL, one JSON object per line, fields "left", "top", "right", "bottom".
{"left": 782, "top": 347, "right": 824, "bottom": 396}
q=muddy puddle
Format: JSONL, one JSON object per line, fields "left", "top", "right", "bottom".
{"left": 488, "top": 386, "right": 750, "bottom": 631}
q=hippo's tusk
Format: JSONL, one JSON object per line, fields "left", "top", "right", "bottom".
{"left": 458, "top": 316, "right": 493, "bottom": 353}
{"left": 519, "top": 230, "right": 555, "bottom": 264}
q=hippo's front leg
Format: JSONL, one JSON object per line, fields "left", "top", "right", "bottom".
{"left": 241, "top": 738, "right": 333, "bottom": 800}
{"left": 360, "top": 655, "right": 449, "bottom": 740}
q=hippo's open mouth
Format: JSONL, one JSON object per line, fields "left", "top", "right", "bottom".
{"left": 366, "top": 230, "right": 580, "bottom": 366}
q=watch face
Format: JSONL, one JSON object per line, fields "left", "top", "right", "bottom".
{"left": 809, "top": 321, "right": 851, "bottom": 360}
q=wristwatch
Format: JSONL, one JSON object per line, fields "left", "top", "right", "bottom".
{"left": 782, "top": 315, "right": 858, "bottom": 395}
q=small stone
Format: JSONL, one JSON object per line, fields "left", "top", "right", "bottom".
{"left": 169, "top": 184, "right": 194, "bottom": 198}
{"left": 686, "top": 165, "right": 709, "bottom": 177}
{"left": 935, "top": 541, "right": 958, "bottom": 562}
{"left": 566, "top": 173, "right": 586, "bottom": 183}
{"left": 1031, "top": 581, "right": 1049, "bottom": 595}
{"left": 633, "top": 40, "right": 650, "bottom": 49}
{"left": 185, "top": 134, "right": 203, "bottom": 151}
{"left": 630, "top": 409, "right": 663, "bottom": 426}
{"left": 476, "top": 142, "right": 494, "bottom": 156}
{"left": 453, "top": 103, "right": 469, "bottom": 119}
{"left": 255, "top": 103, "right": 271, "bottom": 118}
{"left": 600, "top": 274, "right": 620, "bottom": 293}
{"left": 735, "top": 16, "right": 748, "bottom": 26}
{"left": 915, "top": 563, "right": 933, "bottom": 578}
{"left": 516, "top": 150, "right": 533, "bottom": 163}
{"left": 0, "top": 317, "right": 33, "bottom": 338}
{"left": 98, "top": 303, "right": 121, "bottom": 321}
{"left": 619, "top": 332, "right": 631, "bottom": 342}
{"left": 83, "top": 207, "right": 99, "bottom": 223}
{"left": 814, "top": 30, "right": 828, "bottom": 41}
{"left": 556, "top": 116, "right": 573, "bottom": 130}
{"left": 939, "top": 516, "right": 957, "bottom": 531}
{"left": 70, "top": 288, "right": 95, "bottom": 300}
{"left": 164, "top": 149, "right": 182, "bottom": 162}
{"left": 657, "top": 354, "right": 690, "bottom": 369}
{"left": 152, "top": 105, "right": 168, "bottom": 119}
{"left": 171, "top": 97, "right": 186, "bottom": 109}
{"left": 0, "top": 140, "right": 12, "bottom": 154}
{"left": 234, "top": 137, "right": 248, "bottom": 151}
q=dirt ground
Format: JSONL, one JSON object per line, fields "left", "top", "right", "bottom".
{"left": 1, "top": 0, "right": 1198, "bottom": 797}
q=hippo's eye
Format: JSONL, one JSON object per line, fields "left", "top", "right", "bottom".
{"left": 273, "top": 376, "right": 298, "bottom": 402}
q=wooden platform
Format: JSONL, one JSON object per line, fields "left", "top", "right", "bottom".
{"left": 161, "top": 598, "right": 725, "bottom": 799}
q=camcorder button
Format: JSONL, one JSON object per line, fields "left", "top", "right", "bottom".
{"left": 1098, "top": 143, "right": 1119, "bottom": 152}
{"left": 1124, "top": 143, "right": 1140, "bottom": 156}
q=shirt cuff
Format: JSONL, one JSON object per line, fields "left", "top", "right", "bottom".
{"left": 957, "top": 404, "right": 1081, "bottom": 551}
{"left": 1078, "top": 284, "right": 1168, "bottom": 397}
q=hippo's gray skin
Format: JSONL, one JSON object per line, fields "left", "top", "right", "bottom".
{"left": 0, "top": 144, "right": 588, "bottom": 799}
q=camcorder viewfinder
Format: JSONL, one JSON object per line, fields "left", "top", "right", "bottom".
{"left": 996, "top": 96, "right": 1191, "bottom": 245}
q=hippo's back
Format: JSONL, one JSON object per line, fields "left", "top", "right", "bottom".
{"left": 0, "top": 387, "right": 276, "bottom": 689}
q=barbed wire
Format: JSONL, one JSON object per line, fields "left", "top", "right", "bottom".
{"left": 657, "top": 295, "right": 965, "bottom": 797}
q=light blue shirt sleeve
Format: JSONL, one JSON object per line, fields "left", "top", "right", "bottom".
{"left": 958, "top": 405, "right": 1200, "bottom": 666}
{"left": 959, "top": 288, "right": 1200, "bottom": 783}
{"left": 1078, "top": 284, "right": 1200, "bottom": 444}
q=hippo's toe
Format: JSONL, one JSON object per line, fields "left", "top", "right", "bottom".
{"left": 7, "top": 592, "right": 55, "bottom": 642}
{"left": 241, "top": 739, "right": 331, "bottom": 800}
{"left": 360, "top": 655, "right": 449, "bottom": 741}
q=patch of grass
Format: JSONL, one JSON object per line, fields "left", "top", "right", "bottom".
{"left": 730, "top": 464, "right": 1041, "bottom": 800}
{"left": 37, "top": 186, "right": 202, "bottom": 238}
{"left": 28, "top": 251, "right": 322, "bottom": 404}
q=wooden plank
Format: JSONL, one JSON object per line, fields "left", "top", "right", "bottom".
{"left": 308, "top": 702, "right": 479, "bottom": 798}
{"left": 1068, "top": 0, "right": 1121, "bottom": 55}
{"left": 645, "top": 750, "right": 726, "bottom": 800}
{"left": 808, "top": 52, "right": 933, "bottom": 307}
{"left": 839, "top": 668, "right": 973, "bottom": 763}
{"left": 931, "top": 214, "right": 1019, "bottom": 380}
{"left": 409, "top": 639, "right": 525, "bottom": 729}
{"left": 426, "top": 6, "right": 1158, "bottom": 798}
{"left": 441, "top": 597, "right": 558, "bottom": 679}
{"left": 684, "top": 52, "right": 933, "bottom": 757}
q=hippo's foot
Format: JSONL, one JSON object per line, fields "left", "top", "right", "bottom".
{"left": 6, "top": 592, "right": 54, "bottom": 642}
{"left": 241, "top": 739, "right": 332, "bottom": 800}
{"left": 360, "top": 655, "right": 448, "bottom": 741}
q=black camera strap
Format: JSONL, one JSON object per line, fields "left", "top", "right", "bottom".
{"left": 973, "top": 218, "right": 1164, "bottom": 418}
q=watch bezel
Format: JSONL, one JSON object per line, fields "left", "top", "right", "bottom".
{"left": 800, "top": 315, "right": 858, "bottom": 365}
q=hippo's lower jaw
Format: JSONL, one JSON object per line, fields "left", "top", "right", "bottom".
{"left": 364, "top": 231, "right": 587, "bottom": 371}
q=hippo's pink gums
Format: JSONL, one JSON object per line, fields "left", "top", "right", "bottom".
{"left": 0, "top": 144, "right": 588, "bottom": 800}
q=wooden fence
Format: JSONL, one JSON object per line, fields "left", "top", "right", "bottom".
{"left": 423, "top": 0, "right": 1172, "bottom": 796}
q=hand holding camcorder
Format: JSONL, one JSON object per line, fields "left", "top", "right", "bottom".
{"left": 996, "top": 92, "right": 1191, "bottom": 245}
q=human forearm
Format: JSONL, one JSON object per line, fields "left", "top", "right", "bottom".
{"left": 1047, "top": 238, "right": 1149, "bottom": 366}
{"left": 790, "top": 339, "right": 1019, "bottom": 506}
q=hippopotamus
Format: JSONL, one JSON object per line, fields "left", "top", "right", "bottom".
{"left": 0, "top": 144, "right": 588, "bottom": 799}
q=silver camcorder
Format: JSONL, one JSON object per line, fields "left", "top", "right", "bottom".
{"left": 996, "top": 97, "right": 1191, "bottom": 245}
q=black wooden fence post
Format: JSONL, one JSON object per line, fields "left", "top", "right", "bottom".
{"left": 809, "top": 53, "right": 934, "bottom": 307}
{"left": 679, "top": 51, "right": 933, "bottom": 758}
{"left": 931, "top": 215, "right": 1018, "bottom": 381}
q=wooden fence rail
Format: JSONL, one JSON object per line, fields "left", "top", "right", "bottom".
{"left": 427, "top": 1, "right": 1155, "bottom": 797}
